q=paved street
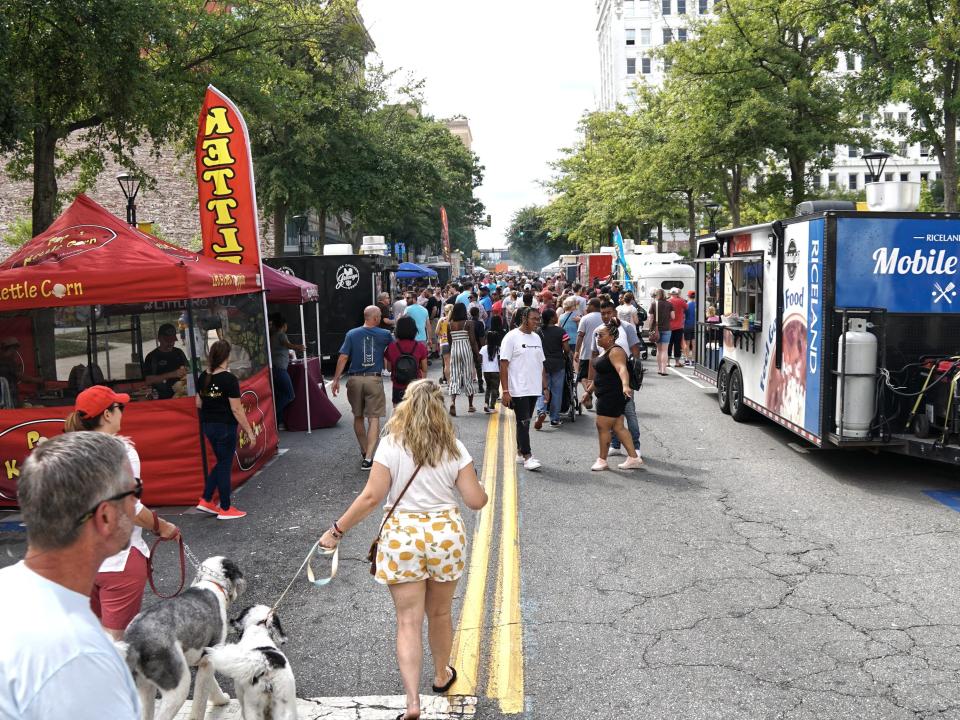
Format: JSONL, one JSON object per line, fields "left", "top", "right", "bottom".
{"left": 6, "top": 362, "right": 960, "bottom": 719}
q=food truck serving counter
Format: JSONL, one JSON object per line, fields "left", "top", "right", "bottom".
{"left": 0, "top": 194, "right": 278, "bottom": 507}
{"left": 694, "top": 209, "right": 960, "bottom": 465}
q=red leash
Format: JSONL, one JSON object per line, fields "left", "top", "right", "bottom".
{"left": 146, "top": 511, "right": 186, "bottom": 599}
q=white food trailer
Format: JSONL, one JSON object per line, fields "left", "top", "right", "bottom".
{"left": 693, "top": 203, "right": 960, "bottom": 465}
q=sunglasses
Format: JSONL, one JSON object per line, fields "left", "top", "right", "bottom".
{"left": 108, "top": 403, "right": 125, "bottom": 413}
{"left": 74, "top": 478, "right": 142, "bottom": 528}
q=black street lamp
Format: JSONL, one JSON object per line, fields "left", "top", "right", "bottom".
{"left": 863, "top": 150, "right": 890, "bottom": 183}
{"left": 116, "top": 172, "right": 141, "bottom": 226}
{"left": 293, "top": 214, "right": 308, "bottom": 254}
{"left": 704, "top": 200, "right": 721, "bottom": 233}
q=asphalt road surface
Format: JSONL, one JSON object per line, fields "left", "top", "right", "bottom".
{"left": 6, "top": 360, "right": 960, "bottom": 719}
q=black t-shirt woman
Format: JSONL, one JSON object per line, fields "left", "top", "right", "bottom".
{"left": 196, "top": 340, "right": 256, "bottom": 520}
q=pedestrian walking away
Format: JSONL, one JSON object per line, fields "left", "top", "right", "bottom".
{"left": 436, "top": 303, "right": 454, "bottom": 385}
{"left": 500, "top": 306, "right": 547, "bottom": 471}
{"left": 386, "top": 316, "right": 429, "bottom": 406}
{"left": 482, "top": 320, "right": 504, "bottom": 413}
{"left": 590, "top": 322, "right": 643, "bottom": 472}
{"left": 64, "top": 386, "right": 179, "bottom": 639}
{"left": 574, "top": 297, "right": 604, "bottom": 409}
{"left": 0, "top": 432, "right": 142, "bottom": 719}
{"left": 667, "top": 287, "right": 688, "bottom": 368}
{"left": 331, "top": 306, "right": 394, "bottom": 470}
{"left": 196, "top": 340, "right": 257, "bottom": 519}
{"left": 535, "top": 308, "right": 570, "bottom": 429}
{"left": 447, "top": 303, "right": 479, "bottom": 415}
{"left": 318, "top": 380, "right": 487, "bottom": 720}
{"left": 469, "top": 306, "right": 486, "bottom": 393}
{"left": 683, "top": 290, "right": 698, "bottom": 365}
{"left": 647, "top": 289, "right": 674, "bottom": 376}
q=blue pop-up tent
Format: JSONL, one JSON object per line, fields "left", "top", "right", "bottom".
{"left": 396, "top": 261, "right": 439, "bottom": 280}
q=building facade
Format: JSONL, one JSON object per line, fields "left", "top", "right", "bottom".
{"left": 595, "top": 0, "right": 940, "bottom": 194}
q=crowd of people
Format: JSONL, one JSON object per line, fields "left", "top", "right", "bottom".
{"left": 332, "top": 269, "right": 699, "bottom": 474}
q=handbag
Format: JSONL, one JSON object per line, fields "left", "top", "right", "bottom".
{"left": 649, "top": 301, "right": 660, "bottom": 344}
{"left": 367, "top": 464, "right": 423, "bottom": 575}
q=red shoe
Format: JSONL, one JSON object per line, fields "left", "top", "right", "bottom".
{"left": 196, "top": 498, "right": 218, "bottom": 515}
{"left": 217, "top": 506, "right": 247, "bottom": 520}
{"left": 534, "top": 412, "right": 547, "bottom": 430}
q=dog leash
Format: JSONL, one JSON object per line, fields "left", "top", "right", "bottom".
{"left": 270, "top": 540, "right": 339, "bottom": 613}
{"left": 147, "top": 532, "right": 187, "bottom": 599}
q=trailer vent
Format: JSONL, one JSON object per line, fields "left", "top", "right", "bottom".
{"left": 795, "top": 200, "right": 856, "bottom": 216}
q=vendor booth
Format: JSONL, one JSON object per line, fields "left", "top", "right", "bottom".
{"left": 396, "top": 262, "right": 438, "bottom": 282}
{"left": 0, "top": 194, "right": 278, "bottom": 507}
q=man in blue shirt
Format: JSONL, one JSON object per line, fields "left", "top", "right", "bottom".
{"left": 402, "top": 291, "right": 429, "bottom": 343}
{"left": 479, "top": 286, "right": 494, "bottom": 329}
{"left": 331, "top": 306, "right": 393, "bottom": 469}
{"left": 455, "top": 284, "right": 472, "bottom": 306}
{"left": 683, "top": 290, "right": 698, "bottom": 366}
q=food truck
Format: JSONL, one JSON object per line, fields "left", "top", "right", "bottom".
{"left": 578, "top": 253, "right": 613, "bottom": 287}
{"left": 693, "top": 200, "right": 960, "bottom": 465}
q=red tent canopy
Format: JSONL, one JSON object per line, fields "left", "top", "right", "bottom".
{"left": 263, "top": 264, "right": 318, "bottom": 304}
{"left": 0, "top": 194, "right": 261, "bottom": 312}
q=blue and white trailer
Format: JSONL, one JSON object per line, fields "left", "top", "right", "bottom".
{"left": 693, "top": 208, "right": 960, "bottom": 465}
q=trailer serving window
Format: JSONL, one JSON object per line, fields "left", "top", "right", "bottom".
{"left": 727, "top": 255, "right": 763, "bottom": 325}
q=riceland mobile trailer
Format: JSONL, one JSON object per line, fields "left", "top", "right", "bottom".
{"left": 693, "top": 207, "right": 960, "bottom": 465}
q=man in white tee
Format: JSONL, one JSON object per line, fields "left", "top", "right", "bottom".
{"left": 500, "top": 306, "right": 548, "bottom": 471}
{"left": 573, "top": 297, "right": 603, "bottom": 409}
{"left": 0, "top": 432, "right": 141, "bottom": 719}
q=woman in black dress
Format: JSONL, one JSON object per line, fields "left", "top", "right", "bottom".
{"left": 590, "top": 322, "right": 643, "bottom": 472}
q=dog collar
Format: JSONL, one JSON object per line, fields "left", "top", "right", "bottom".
{"left": 202, "top": 579, "right": 229, "bottom": 600}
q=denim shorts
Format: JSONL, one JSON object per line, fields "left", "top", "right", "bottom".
{"left": 658, "top": 330, "right": 672, "bottom": 346}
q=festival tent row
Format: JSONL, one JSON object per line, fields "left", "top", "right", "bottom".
{"left": 0, "top": 194, "right": 278, "bottom": 507}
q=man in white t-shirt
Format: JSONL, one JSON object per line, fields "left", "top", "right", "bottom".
{"left": 500, "top": 306, "right": 547, "bottom": 471}
{"left": 573, "top": 297, "right": 603, "bottom": 409}
{"left": 0, "top": 432, "right": 141, "bottom": 720}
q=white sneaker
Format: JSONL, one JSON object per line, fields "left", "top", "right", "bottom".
{"left": 517, "top": 453, "right": 524, "bottom": 464}
{"left": 591, "top": 458, "right": 609, "bottom": 471}
{"left": 618, "top": 455, "right": 645, "bottom": 470}
{"left": 523, "top": 457, "right": 542, "bottom": 471}
{"left": 607, "top": 446, "right": 624, "bottom": 456}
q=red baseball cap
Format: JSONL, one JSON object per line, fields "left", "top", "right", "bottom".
{"left": 687, "top": 290, "right": 696, "bottom": 298}
{"left": 75, "top": 385, "right": 131, "bottom": 418}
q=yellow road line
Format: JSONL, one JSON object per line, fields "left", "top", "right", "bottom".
{"left": 488, "top": 409, "right": 525, "bottom": 714}
{"left": 449, "top": 410, "right": 500, "bottom": 695}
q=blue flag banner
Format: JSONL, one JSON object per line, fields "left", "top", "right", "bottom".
{"left": 613, "top": 227, "right": 634, "bottom": 291}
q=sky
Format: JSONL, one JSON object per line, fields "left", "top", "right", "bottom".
{"left": 358, "top": 1, "right": 599, "bottom": 250}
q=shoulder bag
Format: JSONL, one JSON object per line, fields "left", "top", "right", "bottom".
{"left": 649, "top": 302, "right": 660, "bottom": 344}
{"left": 367, "top": 464, "right": 423, "bottom": 575}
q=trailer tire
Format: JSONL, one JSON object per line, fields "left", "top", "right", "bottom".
{"left": 717, "top": 364, "right": 731, "bottom": 415}
{"left": 913, "top": 414, "right": 933, "bottom": 439}
{"left": 728, "top": 367, "right": 752, "bottom": 423}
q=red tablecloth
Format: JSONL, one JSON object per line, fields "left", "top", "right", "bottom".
{"left": 284, "top": 358, "right": 340, "bottom": 431}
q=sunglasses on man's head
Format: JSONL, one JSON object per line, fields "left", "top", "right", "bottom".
{"left": 74, "top": 477, "right": 142, "bottom": 528}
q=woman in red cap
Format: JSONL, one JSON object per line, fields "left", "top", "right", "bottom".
{"left": 65, "top": 385, "right": 179, "bottom": 639}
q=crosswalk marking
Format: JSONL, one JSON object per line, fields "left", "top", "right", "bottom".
{"left": 173, "top": 694, "right": 478, "bottom": 719}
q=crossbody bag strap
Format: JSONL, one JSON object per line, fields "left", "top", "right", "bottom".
{"left": 377, "top": 464, "right": 423, "bottom": 537}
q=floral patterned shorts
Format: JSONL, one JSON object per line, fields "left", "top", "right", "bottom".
{"left": 375, "top": 508, "right": 467, "bottom": 585}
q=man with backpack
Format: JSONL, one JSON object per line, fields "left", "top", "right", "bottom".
{"left": 385, "top": 316, "right": 429, "bottom": 407}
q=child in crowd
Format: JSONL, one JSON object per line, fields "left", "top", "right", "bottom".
{"left": 481, "top": 320, "right": 503, "bottom": 413}
{"left": 385, "top": 316, "right": 429, "bottom": 407}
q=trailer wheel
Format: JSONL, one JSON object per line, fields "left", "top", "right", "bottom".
{"left": 717, "top": 365, "right": 731, "bottom": 415}
{"left": 913, "top": 413, "right": 933, "bottom": 439}
{"left": 729, "top": 367, "right": 752, "bottom": 423}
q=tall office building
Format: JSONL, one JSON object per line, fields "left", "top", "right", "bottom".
{"left": 595, "top": 0, "right": 940, "bottom": 193}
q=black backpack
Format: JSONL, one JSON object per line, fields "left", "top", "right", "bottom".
{"left": 627, "top": 356, "right": 644, "bottom": 391}
{"left": 393, "top": 341, "right": 419, "bottom": 385}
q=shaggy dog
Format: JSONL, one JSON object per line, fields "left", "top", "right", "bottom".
{"left": 121, "top": 556, "right": 246, "bottom": 720}
{"left": 205, "top": 604, "right": 297, "bottom": 720}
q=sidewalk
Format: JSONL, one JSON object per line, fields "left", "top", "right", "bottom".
{"left": 173, "top": 695, "right": 477, "bottom": 719}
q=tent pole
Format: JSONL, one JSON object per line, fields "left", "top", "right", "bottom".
{"left": 299, "top": 302, "right": 310, "bottom": 434}
{"left": 315, "top": 301, "right": 323, "bottom": 386}
{"left": 186, "top": 300, "right": 210, "bottom": 487}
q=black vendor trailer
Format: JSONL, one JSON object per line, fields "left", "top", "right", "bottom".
{"left": 693, "top": 207, "right": 960, "bottom": 466}
{"left": 264, "top": 254, "right": 397, "bottom": 362}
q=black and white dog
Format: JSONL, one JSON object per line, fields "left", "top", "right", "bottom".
{"left": 205, "top": 605, "right": 297, "bottom": 720}
{"left": 121, "top": 556, "right": 247, "bottom": 720}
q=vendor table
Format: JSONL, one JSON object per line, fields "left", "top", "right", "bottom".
{"left": 284, "top": 358, "right": 340, "bottom": 431}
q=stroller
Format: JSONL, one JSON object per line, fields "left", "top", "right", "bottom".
{"left": 561, "top": 353, "right": 582, "bottom": 422}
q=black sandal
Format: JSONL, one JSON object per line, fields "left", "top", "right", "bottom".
{"left": 395, "top": 714, "right": 420, "bottom": 720}
{"left": 432, "top": 665, "right": 457, "bottom": 693}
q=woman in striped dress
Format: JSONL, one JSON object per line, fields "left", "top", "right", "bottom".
{"left": 447, "top": 302, "right": 478, "bottom": 416}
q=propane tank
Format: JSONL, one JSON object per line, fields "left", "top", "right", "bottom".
{"left": 835, "top": 318, "right": 878, "bottom": 438}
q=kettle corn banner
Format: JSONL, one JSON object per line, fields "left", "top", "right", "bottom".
{"left": 196, "top": 85, "right": 262, "bottom": 267}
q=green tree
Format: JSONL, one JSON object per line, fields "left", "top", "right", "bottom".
{"left": 831, "top": 0, "right": 960, "bottom": 210}
{"left": 1, "top": 0, "right": 330, "bottom": 234}
{"left": 506, "top": 205, "right": 575, "bottom": 270}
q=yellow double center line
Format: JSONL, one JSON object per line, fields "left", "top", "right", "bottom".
{"left": 450, "top": 408, "right": 524, "bottom": 713}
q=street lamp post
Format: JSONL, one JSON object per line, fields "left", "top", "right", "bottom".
{"left": 293, "top": 214, "right": 308, "bottom": 255}
{"left": 704, "top": 200, "right": 721, "bottom": 233}
{"left": 863, "top": 150, "right": 891, "bottom": 184}
{"left": 116, "top": 173, "right": 141, "bottom": 226}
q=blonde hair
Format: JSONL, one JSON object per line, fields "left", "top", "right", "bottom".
{"left": 707, "top": 305, "right": 718, "bottom": 316}
{"left": 384, "top": 380, "right": 461, "bottom": 467}
{"left": 443, "top": 303, "right": 454, "bottom": 321}
{"left": 562, "top": 296, "right": 576, "bottom": 311}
